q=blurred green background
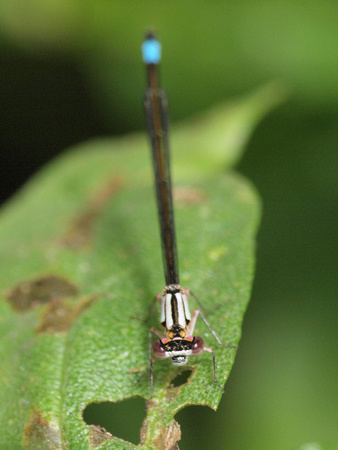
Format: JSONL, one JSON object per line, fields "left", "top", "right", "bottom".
{"left": 0, "top": 1, "right": 336, "bottom": 449}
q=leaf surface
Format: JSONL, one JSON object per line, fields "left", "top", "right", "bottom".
{"left": 0, "top": 85, "right": 283, "bottom": 448}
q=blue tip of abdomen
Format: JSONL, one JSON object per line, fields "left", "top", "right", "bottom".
{"left": 142, "top": 38, "right": 161, "bottom": 64}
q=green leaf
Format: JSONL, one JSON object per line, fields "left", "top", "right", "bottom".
{"left": 0, "top": 85, "right": 283, "bottom": 448}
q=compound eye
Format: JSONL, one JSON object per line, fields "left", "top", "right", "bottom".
{"left": 191, "top": 336, "right": 204, "bottom": 355}
{"left": 153, "top": 340, "right": 166, "bottom": 359}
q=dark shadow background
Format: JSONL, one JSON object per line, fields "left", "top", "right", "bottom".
{"left": 0, "top": 2, "right": 336, "bottom": 449}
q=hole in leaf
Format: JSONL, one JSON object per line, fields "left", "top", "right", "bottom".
{"left": 171, "top": 369, "right": 193, "bottom": 387}
{"left": 175, "top": 405, "right": 219, "bottom": 450}
{"left": 83, "top": 397, "right": 146, "bottom": 446}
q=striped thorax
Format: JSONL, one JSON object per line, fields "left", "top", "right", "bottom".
{"left": 161, "top": 285, "right": 191, "bottom": 338}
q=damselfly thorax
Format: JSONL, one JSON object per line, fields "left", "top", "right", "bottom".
{"left": 160, "top": 285, "right": 191, "bottom": 337}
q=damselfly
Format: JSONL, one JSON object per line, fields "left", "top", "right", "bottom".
{"left": 142, "top": 32, "right": 227, "bottom": 397}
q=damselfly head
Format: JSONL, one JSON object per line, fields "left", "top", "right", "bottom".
{"left": 153, "top": 338, "right": 190, "bottom": 365}
{"left": 153, "top": 336, "right": 205, "bottom": 366}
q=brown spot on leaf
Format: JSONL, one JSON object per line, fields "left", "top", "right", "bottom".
{"left": 36, "top": 295, "right": 97, "bottom": 334}
{"left": 35, "top": 299, "right": 73, "bottom": 333}
{"left": 61, "top": 177, "right": 122, "bottom": 250}
{"left": 140, "top": 419, "right": 181, "bottom": 450}
{"left": 5, "top": 275, "right": 78, "bottom": 312}
{"left": 73, "top": 295, "right": 97, "bottom": 316}
{"left": 174, "top": 186, "right": 206, "bottom": 205}
{"left": 24, "top": 409, "right": 61, "bottom": 449}
{"left": 127, "top": 366, "right": 144, "bottom": 374}
{"left": 88, "top": 425, "right": 112, "bottom": 447}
